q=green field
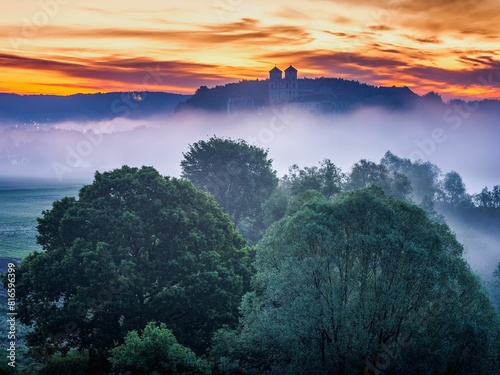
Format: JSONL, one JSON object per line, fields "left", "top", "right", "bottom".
{"left": 0, "top": 179, "right": 82, "bottom": 259}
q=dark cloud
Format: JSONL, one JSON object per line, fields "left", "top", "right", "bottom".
{"left": 367, "top": 25, "right": 394, "bottom": 31}
{"left": 402, "top": 35, "right": 442, "bottom": 44}
{"left": 323, "top": 30, "right": 351, "bottom": 37}
{"left": 0, "top": 53, "right": 242, "bottom": 93}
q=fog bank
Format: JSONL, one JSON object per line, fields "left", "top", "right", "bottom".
{"left": 1, "top": 106, "right": 498, "bottom": 192}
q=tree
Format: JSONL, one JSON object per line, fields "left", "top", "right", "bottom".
{"left": 180, "top": 137, "right": 277, "bottom": 230}
{"left": 282, "top": 159, "right": 344, "bottom": 200}
{"left": 37, "top": 352, "right": 90, "bottom": 375}
{"left": 260, "top": 186, "right": 289, "bottom": 228}
{"left": 212, "top": 187, "right": 500, "bottom": 374}
{"left": 475, "top": 187, "right": 494, "bottom": 208}
{"left": 493, "top": 185, "right": 500, "bottom": 207}
{"left": 12, "top": 166, "right": 251, "bottom": 367}
{"left": 492, "top": 263, "right": 500, "bottom": 313}
{"left": 421, "top": 91, "right": 444, "bottom": 104}
{"left": 474, "top": 185, "right": 500, "bottom": 208}
{"left": 348, "top": 159, "right": 411, "bottom": 199}
{"left": 109, "top": 322, "right": 210, "bottom": 375}
{"left": 381, "top": 151, "right": 441, "bottom": 204}
{"left": 442, "top": 170, "right": 466, "bottom": 205}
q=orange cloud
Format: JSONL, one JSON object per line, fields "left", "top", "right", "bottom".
{"left": 0, "top": 53, "right": 246, "bottom": 95}
{"left": 1, "top": 1, "right": 500, "bottom": 99}
{"left": 3, "top": 18, "right": 313, "bottom": 48}
{"left": 257, "top": 48, "right": 500, "bottom": 99}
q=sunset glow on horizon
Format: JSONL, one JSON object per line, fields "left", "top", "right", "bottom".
{"left": 1, "top": 0, "right": 500, "bottom": 100}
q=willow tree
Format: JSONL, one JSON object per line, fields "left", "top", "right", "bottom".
{"left": 212, "top": 187, "right": 500, "bottom": 375}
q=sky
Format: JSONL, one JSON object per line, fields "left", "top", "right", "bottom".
{"left": 1, "top": 0, "right": 500, "bottom": 99}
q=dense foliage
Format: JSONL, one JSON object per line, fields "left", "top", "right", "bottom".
{"left": 109, "top": 322, "right": 210, "bottom": 375}
{"left": 492, "top": 263, "right": 500, "bottom": 313}
{"left": 12, "top": 166, "right": 251, "bottom": 369}
{"left": 2, "top": 143, "right": 500, "bottom": 375}
{"left": 181, "top": 137, "right": 277, "bottom": 242}
{"left": 282, "top": 159, "right": 344, "bottom": 200}
{"left": 212, "top": 188, "right": 500, "bottom": 374}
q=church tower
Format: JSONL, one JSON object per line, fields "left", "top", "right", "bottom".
{"left": 285, "top": 65, "right": 298, "bottom": 101}
{"left": 269, "top": 65, "right": 298, "bottom": 106}
{"left": 269, "top": 66, "right": 282, "bottom": 83}
{"left": 269, "top": 66, "right": 283, "bottom": 106}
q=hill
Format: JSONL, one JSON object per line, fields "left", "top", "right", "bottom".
{"left": 0, "top": 92, "right": 191, "bottom": 126}
{"left": 176, "top": 77, "right": 421, "bottom": 113}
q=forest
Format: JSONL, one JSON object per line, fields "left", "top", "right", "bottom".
{"left": 2, "top": 136, "right": 500, "bottom": 375}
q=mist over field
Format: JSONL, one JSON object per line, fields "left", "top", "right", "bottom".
{"left": 1, "top": 104, "right": 499, "bottom": 190}
{"left": 1, "top": 104, "right": 499, "bottom": 276}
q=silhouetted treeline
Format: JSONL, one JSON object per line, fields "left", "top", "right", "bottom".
{"left": 0, "top": 92, "right": 189, "bottom": 125}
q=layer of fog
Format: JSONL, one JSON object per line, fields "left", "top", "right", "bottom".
{"left": 1, "top": 105, "right": 499, "bottom": 276}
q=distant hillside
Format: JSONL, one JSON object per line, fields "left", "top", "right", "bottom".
{"left": 0, "top": 92, "right": 191, "bottom": 125}
{"left": 176, "top": 77, "right": 421, "bottom": 113}
{"left": 176, "top": 80, "right": 269, "bottom": 112}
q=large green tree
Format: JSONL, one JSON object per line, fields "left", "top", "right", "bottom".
{"left": 180, "top": 137, "right": 278, "bottom": 230}
{"left": 212, "top": 187, "right": 500, "bottom": 375}
{"left": 13, "top": 166, "right": 250, "bottom": 365}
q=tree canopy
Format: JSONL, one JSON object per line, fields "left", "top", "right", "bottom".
{"left": 14, "top": 166, "right": 251, "bottom": 365}
{"left": 3, "top": 146, "right": 500, "bottom": 375}
{"left": 109, "top": 322, "right": 211, "bottom": 375}
{"left": 282, "top": 159, "right": 344, "bottom": 200}
{"left": 180, "top": 137, "right": 278, "bottom": 232}
{"left": 381, "top": 151, "right": 441, "bottom": 203}
{"left": 212, "top": 187, "right": 500, "bottom": 375}
{"left": 443, "top": 171, "right": 467, "bottom": 205}
{"left": 347, "top": 159, "right": 412, "bottom": 199}
{"left": 475, "top": 185, "right": 500, "bottom": 208}
{"left": 492, "top": 263, "right": 500, "bottom": 313}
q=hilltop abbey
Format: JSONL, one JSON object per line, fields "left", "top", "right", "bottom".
{"left": 229, "top": 65, "right": 354, "bottom": 115}
{"left": 181, "top": 65, "right": 420, "bottom": 115}
{"left": 266, "top": 65, "right": 355, "bottom": 113}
